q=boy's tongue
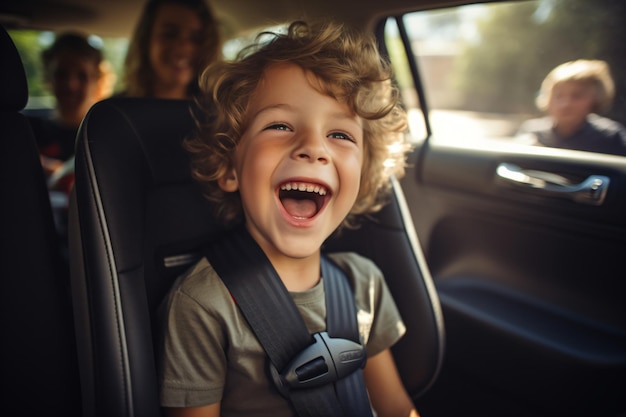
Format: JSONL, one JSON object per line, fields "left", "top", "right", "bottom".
{"left": 282, "top": 197, "right": 317, "bottom": 219}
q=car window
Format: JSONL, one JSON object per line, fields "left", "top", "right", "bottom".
{"left": 222, "top": 24, "right": 287, "bottom": 61}
{"left": 385, "top": 0, "right": 626, "bottom": 157}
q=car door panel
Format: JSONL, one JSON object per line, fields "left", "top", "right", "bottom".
{"left": 402, "top": 142, "right": 626, "bottom": 415}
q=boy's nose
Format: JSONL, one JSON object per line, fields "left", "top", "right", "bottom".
{"left": 292, "top": 131, "right": 329, "bottom": 163}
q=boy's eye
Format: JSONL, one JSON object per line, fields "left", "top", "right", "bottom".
{"left": 265, "top": 123, "right": 291, "bottom": 131}
{"left": 328, "top": 131, "right": 355, "bottom": 142}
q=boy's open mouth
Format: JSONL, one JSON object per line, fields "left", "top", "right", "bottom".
{"left": 278, "top": 181, "right": 330, "bottom": 220}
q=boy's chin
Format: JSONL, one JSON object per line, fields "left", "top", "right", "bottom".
{"left": 274, "top": 237, "right": 325, "bottom": 260}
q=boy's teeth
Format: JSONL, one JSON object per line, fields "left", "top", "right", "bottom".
{"left": 280, "top": 182, "right": 327, "bottom": 195}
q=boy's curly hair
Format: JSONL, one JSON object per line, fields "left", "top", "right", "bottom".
{"left": 186, "top": 20, "right": 409, "bottom": 228}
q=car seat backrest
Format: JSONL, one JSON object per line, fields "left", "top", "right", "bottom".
{"left": 0, "top": 24, "right": 81, "bottom": 416}
{"left": 70, "top": 96, "right": 444, "bottom": 417}
{"left": 70, "top": 97, "right": 221, "bottom": 417}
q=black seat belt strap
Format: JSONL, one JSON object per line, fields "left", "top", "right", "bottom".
{"left": 206, "top": 227, "right": 311, "bottom": 367}
{"left": 321, "top": 257, "right": 373, "bottom": 417}
{"left": 204, "top": 226, "right": 373, "bottom": 417}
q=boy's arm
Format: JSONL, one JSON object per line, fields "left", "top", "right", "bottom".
{"left": 363, "top": 349, "right": 420, "bottom": 417}
{"left": 163, "top": 403, "right": 220, "bottom": 417}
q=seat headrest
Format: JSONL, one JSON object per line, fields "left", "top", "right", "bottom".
{"left": 0, "top": 25, "right": 28, "bottom": 112}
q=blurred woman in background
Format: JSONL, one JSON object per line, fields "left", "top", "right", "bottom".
{"left": 122, "top": 0, "right": 222, "bottom": 99}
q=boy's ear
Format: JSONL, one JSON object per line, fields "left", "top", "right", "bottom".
{"left": 217, "top": 168, "right": 239, "bottom": 192}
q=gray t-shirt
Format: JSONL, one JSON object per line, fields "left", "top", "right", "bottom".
{"left": 158, "top": 252, "right": 406, "bottom": 416}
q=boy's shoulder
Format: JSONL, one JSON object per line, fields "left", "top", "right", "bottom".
{"left": 325, "top": 252, "right": 384, "bottom": 287}
{"left": 326, "top": 251, "right": 378, "bottom": 270}
{"left": 169, "top": 257, "right": 231, "bottom": 309}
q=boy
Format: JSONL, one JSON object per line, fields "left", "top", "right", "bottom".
{"left": 158, "top": 21, "right": 419, "bottom": 417}
{"left": 517, "top": 59, "right": 626, "bottom": 156}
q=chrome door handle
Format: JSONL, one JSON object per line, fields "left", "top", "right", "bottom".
{"left": 496, "top": 163, "right": 610, "bottom": 206}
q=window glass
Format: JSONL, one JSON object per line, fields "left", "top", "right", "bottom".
{"left": 384, "top": 17, "right": 428, "bottom": 142}
{"left": 388, "top": 0, "right": 626, "bottom": 157}
{"left": 222, "top": 24, "right": 287, "bottom": 61}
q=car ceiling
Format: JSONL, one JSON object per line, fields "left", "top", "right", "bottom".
{"left": 0, "top": 0, "right": 466, "bottom": 39}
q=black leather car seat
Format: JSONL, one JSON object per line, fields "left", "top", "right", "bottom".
{"left": 0, "top": 25, "right": 81, "bottom": 416}
{"left": 69, "top": 96, "right": 445, "bottom": 417}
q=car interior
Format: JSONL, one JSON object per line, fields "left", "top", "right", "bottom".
{"left": 1, "top": 0, "right": 625, "bottom": 416}
{"left": 0, "top": 25, "right": 81, "bottom": 417}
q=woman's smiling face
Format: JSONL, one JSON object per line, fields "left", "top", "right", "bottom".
{"left": 219, "top": 63, "right": 364, "bottom": 263}
{"left": 148, "top": 2, "right": 202, "bottom": 97}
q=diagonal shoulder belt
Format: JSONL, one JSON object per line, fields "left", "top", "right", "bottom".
{"left": 204, "top": 226, "right": 374, "bottom": 417}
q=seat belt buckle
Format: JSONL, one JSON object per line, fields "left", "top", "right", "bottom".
{"left": 270, "top": 331, "right": 366, "bottom": 396}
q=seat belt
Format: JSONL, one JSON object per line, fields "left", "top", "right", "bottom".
{"left": 204, "top": 226, "right": 374, "bottom": 417}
